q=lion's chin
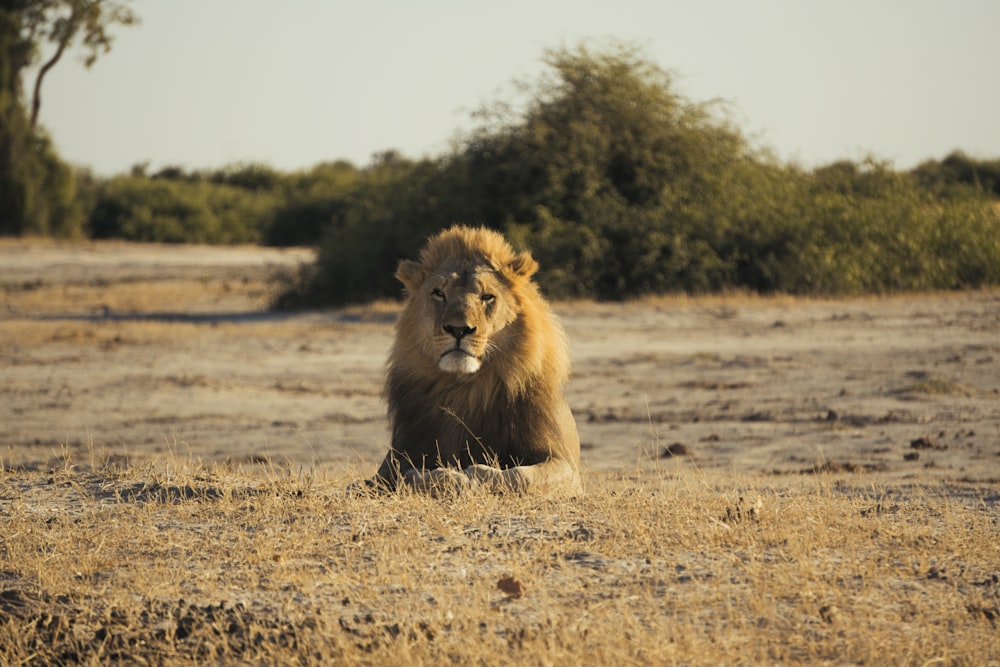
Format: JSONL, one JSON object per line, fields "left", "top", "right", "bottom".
{"left": 438, "top": 351, "right": 482, "bottom": 374}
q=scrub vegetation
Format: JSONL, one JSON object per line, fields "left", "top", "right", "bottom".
{"left": 3, "top": 35, "right": 999, "bottom": 303}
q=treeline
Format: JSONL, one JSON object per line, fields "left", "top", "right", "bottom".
{"left": 14, "top": 45, "right": 1000, "bottom": 304}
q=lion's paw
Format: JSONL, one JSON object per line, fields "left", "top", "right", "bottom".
{"left": 346, "top": 478, "right": 374, "bottom": 497}
{"left": 346, "top": 477, "right": 389, "bottom": 497}
{"left": 404, "top": 468, "right": 470, "bottom": 496}
{"left": 463, "top": 464, "right": 521, "bottom": 493}
{"left": 463, "top": 464, "right": 502, "bottom": 483}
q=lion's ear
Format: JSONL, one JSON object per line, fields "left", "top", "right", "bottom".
{"left": 395, "top": 259, "right": 425, "bottom": 292}
{"left": 508, "top": 252, "right": 538, "bottom": 280}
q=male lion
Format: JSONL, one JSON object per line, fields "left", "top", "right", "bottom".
{"left": 360, "top": 225, "right": 582, "bottom": 495}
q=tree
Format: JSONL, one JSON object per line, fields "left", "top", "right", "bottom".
{"left": 0, "top": 0, "right": 136, "bottom": 236}
{"left": 18, "top": 0, "right": 137, "bottom": 129}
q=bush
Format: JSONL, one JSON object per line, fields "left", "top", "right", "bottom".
{"left": 287, "top": 43, "right": 1000, "bottom": 305}
{"left": 293, "top": 43, "right": 758, "bottom": 304}
{"left": 87, "top": 173, "right": 276, "bottom": 243}
{"left": 0, "top": 124, "right": 83, "bottom": 237}
{"left": 299, "top": 156, "right": 469, "bottom": 306}
{"left": 23, "top": 39, "right": 993, "bottom": 304}
{"left": 911, "top": 151, "right": 1000, "bottom": 198}
{"left": 263, "top": 161, "right": 360, "bottom": 246}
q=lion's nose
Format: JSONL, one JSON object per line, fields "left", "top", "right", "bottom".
{"left": 443, "top": 324, "right": 476, "bottom": 341}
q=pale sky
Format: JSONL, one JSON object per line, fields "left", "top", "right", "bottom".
{"left": 29, "top": 0, "right": 1000, "bottom": 176}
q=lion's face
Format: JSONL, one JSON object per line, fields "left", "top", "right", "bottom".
{"left": 392, "top": 226, "right": 542, "bottom": 379}
{"left": 413, "top": 263, "right": 519, "bottom": 375}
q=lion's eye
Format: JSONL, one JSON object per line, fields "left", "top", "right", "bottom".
{"left": 481, "top": 293, "right": 496, "bottom": 304}
{"left": 431, "top": 288, "right": 446, "bottom": 302}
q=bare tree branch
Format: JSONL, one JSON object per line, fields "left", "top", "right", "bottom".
{"left": 30, "top": 13, "right": 73, "bottom": 130}
{"left": 20, "top": 0, "right": 138, "bottom": 132}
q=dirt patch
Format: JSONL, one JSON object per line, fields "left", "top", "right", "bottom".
{"left": 2, "top": 241, "right": 999, "bottom": 484}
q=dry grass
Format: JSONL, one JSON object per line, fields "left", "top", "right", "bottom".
{"left": 5, "top": 276, "right": 278, "bottom": 317}
{"left": 0, "top": 238, "right": 312, "bottom": 318}
{"left": 1, "top": 454, "right": 997, "bottom": 665}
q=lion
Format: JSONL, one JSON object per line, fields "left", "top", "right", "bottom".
{"left": 358, "top": 225, "right": 582, "bottom": 496}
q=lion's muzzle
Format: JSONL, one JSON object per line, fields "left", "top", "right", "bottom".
{"left": 443, "top": 324, "right": 476, "bottom": 341}
{"left": 438, "top": 332, "right": 482, "bottom": 374}
{"left": 438, "top": 323, "right": 483, "bottom": 374}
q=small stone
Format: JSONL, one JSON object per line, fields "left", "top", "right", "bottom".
{"left": 497, "top": 576, "right": 524, "bottom": 599}
{"left": 661, "top": 443, "right": 690, "bottom": 458}
{"left": 910, "top": 437, "right": 945, "bottom": 450}
{"left": 819, "top": 605, "right": 839, "bottom": 624}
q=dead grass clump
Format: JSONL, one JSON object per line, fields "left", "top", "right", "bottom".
{"left": 3, "top": 276, "right": 276, "bottom": 317}
{"left": 1, "top": 460, "right": 997, "bottom": 665}
{"left": 895, "top": 371, "right": 977, "bottom": 399}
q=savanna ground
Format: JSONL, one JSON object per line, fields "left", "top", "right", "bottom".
{"left": 1, "top": 240, "right": 998, "bottom": 665}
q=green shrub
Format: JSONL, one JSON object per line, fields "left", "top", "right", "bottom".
{"left": 264, "top": 161, "right": 360, "bottom": 246}
{"left": 86, "top": 174, "right": 275, "bottom": 243}
{"left": 286, "top": 43, "right": 1000, "bottom": 305}
{"left": 24, "top": 38, "right": 992, "bottom": 305}
{"left": 300, "top": 156, "right": 468, "bottom": 306}
{"left": 911, "top": 151, "right": 1000, "bottom": 198}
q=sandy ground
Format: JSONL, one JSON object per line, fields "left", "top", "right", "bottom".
{"left": 2, "top": 240, "right": 999, "bottom": 485}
